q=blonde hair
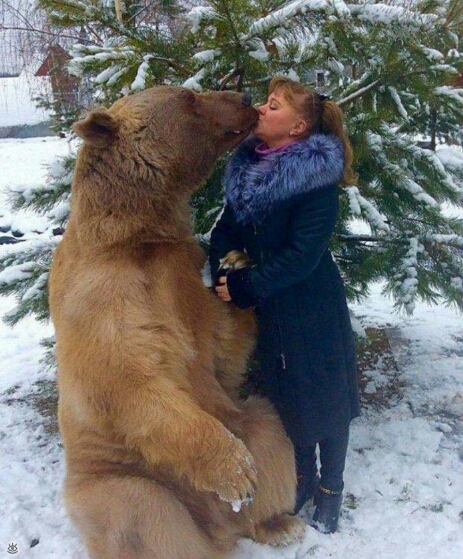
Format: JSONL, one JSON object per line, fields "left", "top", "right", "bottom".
{"left": 268, "top": 76, "right": 358, "bottom": 186}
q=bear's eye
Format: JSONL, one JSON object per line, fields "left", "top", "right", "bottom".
{"left": 182, "top": 90, "right": 196, "bottom": 106}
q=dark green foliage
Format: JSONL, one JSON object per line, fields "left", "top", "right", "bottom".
{"left": 0, "top": 239, "right": 57, "bottom": 325}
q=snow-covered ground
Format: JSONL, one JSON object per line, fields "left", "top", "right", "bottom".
{"left": 0, "top": 137, "right": 69, "bottom": 238}
{"left": 0, "top": 137, "right": 462, "bottom": 558}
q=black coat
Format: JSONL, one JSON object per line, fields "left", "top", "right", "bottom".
{"left": 210, "top": 134, "right": 360, "bottom": 447}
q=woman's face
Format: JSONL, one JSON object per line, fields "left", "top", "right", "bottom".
{"left": 253, "top": 88, "right": 306, "bottom": 148}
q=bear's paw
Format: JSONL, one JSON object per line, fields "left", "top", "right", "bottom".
{"left": 194, "top": 434, "right": 257, "bottom": 507}
{"left": 254, "top": 513, "right": 306, "bottom": 547}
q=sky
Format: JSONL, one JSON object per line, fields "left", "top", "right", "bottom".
{"left": 0, "top": 137, "right": 462, "bottom": 558}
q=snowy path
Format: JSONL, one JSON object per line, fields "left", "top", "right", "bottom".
{"left": 1, "top": 138, "right": 462, "bottom": 558}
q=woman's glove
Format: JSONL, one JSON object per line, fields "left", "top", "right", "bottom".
{"left": 226, "top": 268, "right": 258, "bottom": 309}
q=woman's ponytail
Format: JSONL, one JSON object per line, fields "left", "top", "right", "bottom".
{"left": 320, "top": 101, "right": 358, "bottom": 186}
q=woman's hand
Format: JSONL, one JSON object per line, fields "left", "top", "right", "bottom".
{"left": 215, "top": 276, "right": 232, "bottom": 302}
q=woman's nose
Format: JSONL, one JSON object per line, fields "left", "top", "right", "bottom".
{"left": 257, "top": 104, "right": 266, "bottom": 114}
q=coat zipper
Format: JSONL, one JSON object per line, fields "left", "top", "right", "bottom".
{"left": 275, "top": 296, "right": 287, "bottom": 370}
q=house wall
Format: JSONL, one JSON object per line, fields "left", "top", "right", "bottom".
{"left": 0, "top": 72, "right": 54, "bottom": 138}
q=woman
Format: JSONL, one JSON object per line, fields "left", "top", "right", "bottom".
{"left": 209, "top": 76, "right": 360, "bottom": 534}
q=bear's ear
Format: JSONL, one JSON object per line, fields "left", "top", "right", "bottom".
{"left": 73, "top": 108, "right": 119, "bottom": 147}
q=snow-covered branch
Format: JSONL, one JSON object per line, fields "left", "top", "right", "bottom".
{"left": 346, "top": 186, "right": 390, "bottom": 231}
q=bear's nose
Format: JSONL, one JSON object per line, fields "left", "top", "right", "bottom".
{"left": 241, "top": 92, "right": 252, "bottom": 107}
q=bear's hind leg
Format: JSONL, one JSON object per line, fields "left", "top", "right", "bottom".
{"left": 239, "top": 396, "right": 306, "bottom": 546}
{"left": 253, "top": 512, "right": 306, "bottom": 546}
{"left": 65, "top": 475, "right": 225, "bottom": 559}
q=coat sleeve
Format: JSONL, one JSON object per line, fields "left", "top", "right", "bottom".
{"left": 227, "top": 185, "right": 339, "bottom": 308}
{"left": 209, "top": 204, "right": 245, "bottom": 284}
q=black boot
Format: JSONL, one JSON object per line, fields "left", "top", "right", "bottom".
{"left": 294, "top": 445, "right": 319, "bottom": 514}
{"left": 294, "top": 470, "right": 320, "bottom": 513}
{"left": 311, "top": 485, "right": 343, "bottom": 533}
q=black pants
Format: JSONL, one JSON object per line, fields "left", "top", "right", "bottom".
{"left": 294, "top": 427, "right": 350, "bottom": 493}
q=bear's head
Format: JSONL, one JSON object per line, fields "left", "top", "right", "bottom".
{"left": 73, "top": 86, "right": 258, "bottom": 192}
{"left": 70, "top": 87, "right": 258, "bottom": 243}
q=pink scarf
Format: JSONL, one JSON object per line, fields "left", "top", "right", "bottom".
{"left": 254, "top": 141, "right": 297, "bottom": 156}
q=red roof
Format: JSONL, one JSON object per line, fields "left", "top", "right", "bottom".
{"left": 35, "top": 45, "right": 71, "bottom": 77}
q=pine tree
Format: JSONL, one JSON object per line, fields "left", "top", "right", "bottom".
{"left": 1, "top": 0, "right": 462, "bottom": 336}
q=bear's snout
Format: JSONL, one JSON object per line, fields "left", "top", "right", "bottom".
{"left": 241, "top": 92, "right": 252, "bottom": 107}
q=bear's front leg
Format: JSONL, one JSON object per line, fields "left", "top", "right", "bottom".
{"left": 114, "top": 386, "right": 257, "bottom": 506}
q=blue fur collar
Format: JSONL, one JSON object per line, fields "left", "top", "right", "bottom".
{"left": 225, "top": 134, "right": 344, "bottom": 224}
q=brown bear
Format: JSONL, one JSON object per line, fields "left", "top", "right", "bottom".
{"left": 48, "top": 86, "right": 305, "bottom": 559}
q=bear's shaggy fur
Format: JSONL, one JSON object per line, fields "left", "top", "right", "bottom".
{"left": 49, "top": 86, "right": 305, "bottom": 559}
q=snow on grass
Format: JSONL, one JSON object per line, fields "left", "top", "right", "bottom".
{"left": 0, "top": 137, "right": 69, "bottom": 237}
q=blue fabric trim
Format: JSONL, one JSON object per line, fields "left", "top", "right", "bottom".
{"left": 225, "top": 134, "right": 344, "bottom": 224}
